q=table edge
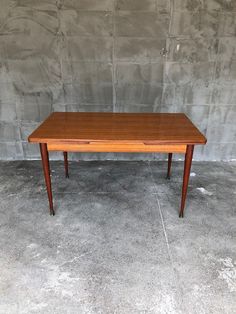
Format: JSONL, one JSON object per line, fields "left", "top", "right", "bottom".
{"left": 28, "top": 137, "right": 207, "bottom": 145}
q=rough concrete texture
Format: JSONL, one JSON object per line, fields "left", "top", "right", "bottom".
{"left": 0, "top": 1, "right": 236, "bottom": 160}
{"left": 0, "top": 160, "right": 236, "bottom": 313}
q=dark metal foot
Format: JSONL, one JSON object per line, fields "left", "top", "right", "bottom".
{"left": 179, "top": 211, "right": 184, "bottom": 218}
{"left": 66, "top": 174, "right": 69, "bottom": 179}
{"left": 166, "top": 175, "right": 171, "bottom": 180}
{"left": 50, "top": 208, "right": 55, "bottom": 216}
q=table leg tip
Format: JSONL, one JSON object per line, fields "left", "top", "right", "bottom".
{"left": 66, "top": 174, "right": 69, "bottom": 179}
{"left": 179, "top": 211, "right": 184, "bottom": 218}
{"left": 50, "top": 209, "right": 55, "bottom": 216}
{"left": 166, "top": 175, "right": 171, "bottom": 180}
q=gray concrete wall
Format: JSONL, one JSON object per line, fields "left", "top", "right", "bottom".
{"left": 0, "top": 0, "right": 235, "bottom": 161}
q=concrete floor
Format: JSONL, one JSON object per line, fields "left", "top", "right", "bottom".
{"left": 0, "top": 160, "right": 236, "bottom": 314}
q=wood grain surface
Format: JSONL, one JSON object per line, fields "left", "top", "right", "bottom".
{"left": 28, "top": 112, "right": 207, "bottom": 145}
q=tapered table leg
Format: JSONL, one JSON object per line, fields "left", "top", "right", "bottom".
{"left": 40, "top": 143, "right": 55, "bottom": 216}
{"left": 167, "top": 153, "right": 172, "bottom": 179}
{"left": 179, "top": 145, "right": 194, "bottom": 218}
{"left": 63, "top": 152, "right": 69, "bottom": 178}
{"left": 46, "top": 149, "right": 50, "bottom": 175}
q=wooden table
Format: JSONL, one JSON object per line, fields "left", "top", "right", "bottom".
{"left": 28, "top": 112, "right": 207, "bottom": 217}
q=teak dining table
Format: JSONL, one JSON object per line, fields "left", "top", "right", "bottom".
{"left": 28, "top": 112, "right": 207, "bottom": 217}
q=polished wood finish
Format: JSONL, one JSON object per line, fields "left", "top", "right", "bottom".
{"left": 39, "top": 143, "right": 54, "bottom": 216}
{"left": 29, "top": 112, "right": 207, "bottom": 145}
{"left": 63, "top": 152, "right": 69, "bottom": 178}
{"left": 29, "top": 113, "right": 207, "bottom": 217}
{"left": 167, "top": 153, "right": 172, "bottom": 180}
{"left": 179, "top": 145, "right": 194, "bottom": 218}
{"left": 47, "top": 143, "right": 187, "bottom": 153}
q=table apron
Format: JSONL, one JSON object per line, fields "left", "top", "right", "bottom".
{"left": 47, "top": 143, "right": 187, "bottom": 153}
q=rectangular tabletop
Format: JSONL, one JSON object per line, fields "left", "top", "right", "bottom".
{"left": 29, "top": 112, "right": 206, "bottom": 146}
